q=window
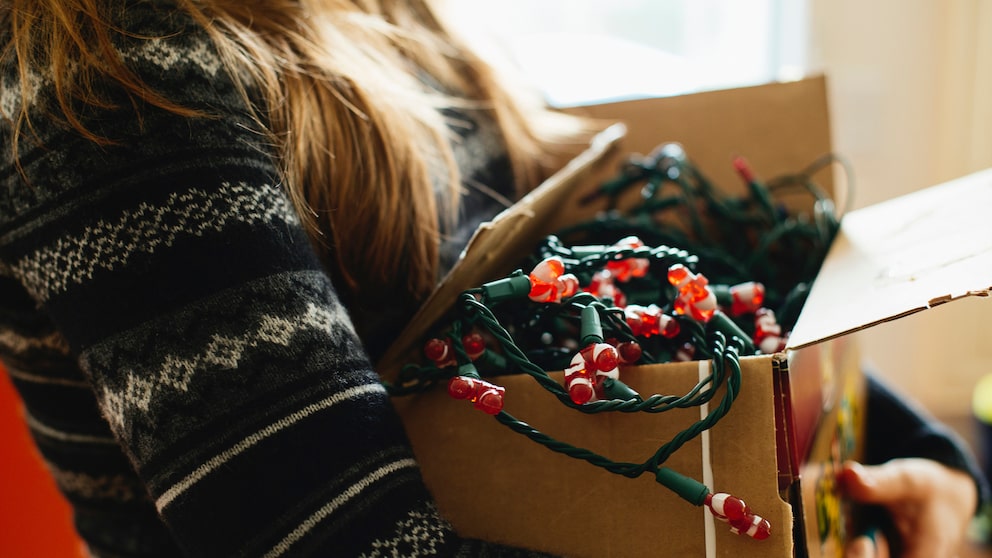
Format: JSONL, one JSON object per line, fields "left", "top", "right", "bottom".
{"left": 448, "top": 0, "right": 809, "bottom": 106}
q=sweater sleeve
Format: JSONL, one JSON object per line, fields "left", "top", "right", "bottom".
{"left": 0, "top": 9, "right": 550, "bottom": 558}
{"left": 864, "top": 370, "right": 990, "bottom": 513}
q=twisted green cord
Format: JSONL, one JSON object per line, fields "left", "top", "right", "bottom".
{"left": 487, "top": 331, "right": 741, "bottom": 501}
{"left": 386, "top": 147, "right": 846, "bottom": 509}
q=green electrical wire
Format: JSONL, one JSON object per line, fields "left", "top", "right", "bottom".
{"left": 385, "top": 145, "right": 848, "bottom": 515}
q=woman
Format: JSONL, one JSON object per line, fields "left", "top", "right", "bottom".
{"left": 1, "top": 1, "right": 587, "bottom": 555}
{"left": 0, "top": 1, "right": 983, "bottom": 556}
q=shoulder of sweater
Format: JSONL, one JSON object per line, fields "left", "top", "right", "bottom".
{"left": 0, "top": 4, "right": 272, "bottom": 230}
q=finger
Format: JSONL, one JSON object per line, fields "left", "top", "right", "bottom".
{"left": 838, "top": 460, "right": 929, "bottom": 505}
{"left": 845, "top": 536, "right": 875, "bottom": 558}
{"left": 874, "top": 530, "right": 890, "bottom": 558}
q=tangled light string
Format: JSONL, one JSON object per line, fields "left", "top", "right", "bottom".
{"left": 385, "top": 144, "right": 846, "bottom": 541}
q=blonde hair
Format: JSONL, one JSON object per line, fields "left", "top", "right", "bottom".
{"left": 3, "top": 0, "right": 591, "bottom": 300}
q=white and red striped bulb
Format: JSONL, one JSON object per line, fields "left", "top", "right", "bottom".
{"left": 563, "top": 342, "right": 621, "bottom": 405}
{"left": 528, "top": 257, "right": 579, "bottom": 303}
{"left": 704, "top": 492, "right": 771, "bottom": 540}
{"left": 667, "top": 264, "right": 717, "bottom": 322}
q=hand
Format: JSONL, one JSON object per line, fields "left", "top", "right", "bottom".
{"left": 839, "top": 458, "right": 978, "bottom": 558}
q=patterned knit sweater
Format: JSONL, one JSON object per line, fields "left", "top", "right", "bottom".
{"left": 0, "top": 3, "right": 548, "bottom": 557}
{"left": 2, "top": 4, "right": 987, "bottom": 558}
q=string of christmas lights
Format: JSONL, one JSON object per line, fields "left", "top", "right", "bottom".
{"left": 385, "top": 143, "right": 847, "bottom": 541}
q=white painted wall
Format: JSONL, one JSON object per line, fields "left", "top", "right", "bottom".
{"left": 808, "top": 0, "right": 992, "bottom": 417}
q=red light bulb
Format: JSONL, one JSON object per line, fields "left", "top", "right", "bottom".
{"left": 528, "top": 257, "right": 563, "bottom": 302}
{"left": 424, "top": 337, "right": 456, "bottom": 368}
{"left": 706, "top": 492, "right": 747, "bottom": 523}
{"left": 668, "top": 264, "right": 717, "bottom": 322}
{"left": 563, "top": 354, "right": 595, "bottom": 405}
{"left": 729, "top": 281, "right": 765, "bottom": 316}
{"left": 462, "top": 332, "right": 486, "bottom": 360}
{"left": 448, "top": 375, "right": 475, "bottom": 400}
{"left": 447, "top": 375, "right": 505, "bottom": 415}
{"left": 732, "top": 514, "right": 772, "bottom": 540}
{"left": 604, "top": 236, "right": 650, "bottom": 282}
{"left": 568, "top": 379, "right": 595, "bottom": 405}
{"left": 528, "top": 257, "right": 579, "bottom": 303}
{"left": 754, "top": 308, "right": 788, "bottom": 354}
{"left": 704, "top": 492, "right": 771, "bottom": 540}
{"left": 733, "top": 155, "right": 756, "bottom": 184}
{"left": 475, "top": 388, "right": 505, "bottom": 415}
{"left": 565, "top": 342, "right": 623, "bottom": 404}
{"left": 616, "top": 341, "right": 642, "bottom": 364}
{"left": 625, "top": 304, "right": 680, "bottom": 338}
{"left": 595, "top": 346, "right": 619, "bottom": 371}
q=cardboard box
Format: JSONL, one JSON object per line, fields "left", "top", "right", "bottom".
{"left": 378, "top": 76, "right": 992, "bottom": 557}
{"left": 788, "top": 164, "right": 992, "bottom": 557}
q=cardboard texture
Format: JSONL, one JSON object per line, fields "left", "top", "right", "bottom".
{"left": 788, "top": 167, "right": 992, "bottom": 350}
{"left": 379, "top": 76, "right": 988, "bottom": 557}
{"left": 565, "top": 76, "right": 834, "bottom": 195}
{"left": 787, "top": 167, "right": 992, "bottom": 556}
{"left": 791, "top": 334, "right": 867, "bottom": 558}
{"left": 392, "top": 358, "right": 794, "bottom": 558}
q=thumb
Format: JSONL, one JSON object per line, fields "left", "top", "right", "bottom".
{"left": 838, "top": 460, "right": 924, "bottom": 505}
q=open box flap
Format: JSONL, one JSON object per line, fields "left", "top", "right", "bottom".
{"left": 787, "top": 167, "right": 992, "bottom": 350}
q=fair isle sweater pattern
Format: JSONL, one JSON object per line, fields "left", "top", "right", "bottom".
{"left": 4, "top": 5, "right": 987, "bottom": 558}
{"left": 0, "top": 4, "right": 534, "bottom": 558}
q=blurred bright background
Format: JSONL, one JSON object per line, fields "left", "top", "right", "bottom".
{"left": 449, "top": 0, "right": 808, "bottom": 105}
{"left": 449, "top": 0, "right": 992, "bottom": 424}
{"left": 2, "top": 1, "right": 991, "bottom": 556}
